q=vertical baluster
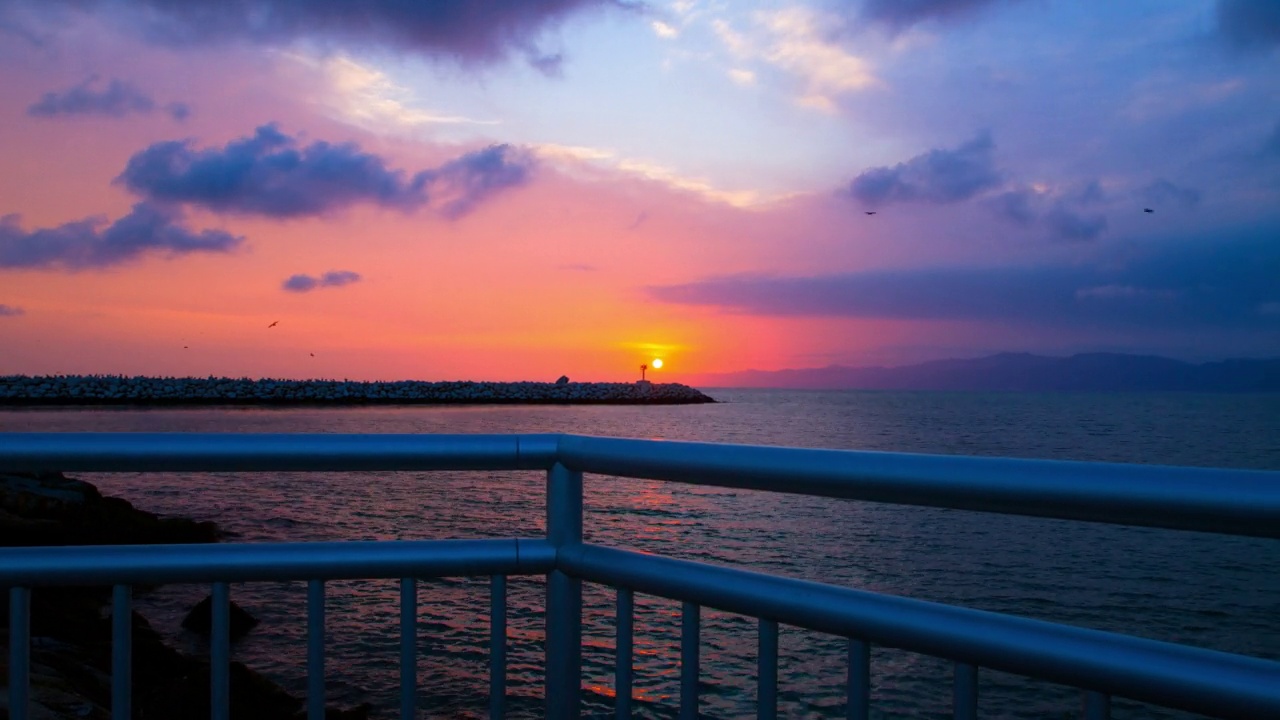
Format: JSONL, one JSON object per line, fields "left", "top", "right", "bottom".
{"left": 9, "top": 587, "right": 31, "bottom": 720}
{"left": 112, "top": 585, "right": 132, "bottom": 720}
{"left": 1083, "top": 690, "right": 1111, "bottom": 720}
{"left": 615, "top": 587, "right": 634, "bottom": 719}
{"left": 490, "top": 575, "right": 507, "bottom": 720}
{"left": 211, "top": 582, "right": 230, "bottom": 720}
{"left": 680, "top": 602, "right": 700, "bottom": 720}
{"left": 308, "top": 580, "right": 326, "bottom": 720}
{"left": 545, "top": 463, "right": 583, "bottom": 718}
{"left": 400, "top": 577, "right": 417, "bottom": 720}
{"left": 847, "top": 639, "right": 870, "bottom": 720}
{"left": 953, "top": 662, "right": 978, "bottom": 720}
{"left": 757, "top": 619, "right": 778, "bottom": 720}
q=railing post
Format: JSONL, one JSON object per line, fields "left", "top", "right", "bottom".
{"left": 112, "top": 584, "right": 132, "bottom": 720}
{"left": 10, "top": 587, "right": 30, "bottom": 720}
{"left": 546, "top": 462, "right": 583, "bottom": 718}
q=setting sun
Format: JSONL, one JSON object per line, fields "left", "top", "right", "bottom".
{"left": 651, "top": 358, "right": 663, "bottom": 369}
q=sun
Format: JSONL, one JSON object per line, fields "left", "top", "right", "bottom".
{"left": 652, "top": 358, "right": 664, "bottom": 369}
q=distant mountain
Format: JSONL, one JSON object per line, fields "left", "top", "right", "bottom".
{"left": 688, "top": 353, "right": 1280, "bottom": 392}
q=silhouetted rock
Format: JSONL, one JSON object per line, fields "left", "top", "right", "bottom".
{"left": 0, "top": 471, "right": 372, "bottom": 720}
{"left": 555, "top": 375, "right": 570, "bottom": 385}
{"left": 182, "top": 595, "right": 261, "bottom": 641}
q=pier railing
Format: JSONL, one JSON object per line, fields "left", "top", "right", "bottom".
{"left": 1, "top": 432, "right": 1278, "bottom": 719}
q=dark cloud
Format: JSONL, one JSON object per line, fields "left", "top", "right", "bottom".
{"left": 1141, "top": 180, "right": 1202, "bottom": 208}
{"left": 1217, "top": 0, "right": 1280, "bottom": 50}
{"left": 0, "top": 202, "right": 242, "bottom": 270}
{"left": 0, "top": 304, "right": 24, "bottom": 317}
{"left": 843, "top": 132, "right": 1001, "bottom": 207}
{"left": 117, "top": 124, "right": 428, "bottom": 217}
{"left": 26, "top": 77, "right": 187, "bottom": 119}
{"left": 1044, "top": 204, "right": 1107, "bottom": 242}
{"left": 1266, "top": 121, "right": 1280, "bottom": 156}
{"left": 647, "top": 230, "right": 1280, "bottom": 333}
{"left": 422, "top": 144, "right": 535, "bottom": 219}
{"left": 8, "top": 0, "right": 625, "bottom": 68}
{"left": 116, "top": 125, "right": 534, "bottom": 219}
{"left": 986, "top": 183, "right": 1108, "bottom": 242}
{"left": 858, "top": 0, "right": 1011, "bottom": 33}
{"left": 282, "top": 270, "right": 362, "bottom": 293}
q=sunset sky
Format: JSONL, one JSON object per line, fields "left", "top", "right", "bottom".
{"left": 1, "top": 0, "right": 1278, "bottom": 383}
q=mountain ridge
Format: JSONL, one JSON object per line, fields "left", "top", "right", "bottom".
{"left": 686, "top": 353, "right": 1280, "bottom": 392}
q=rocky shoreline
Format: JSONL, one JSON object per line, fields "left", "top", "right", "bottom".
{"left": 0, "top": 375, "right": 716, "bottom": 406}
{"left": 0, "top": 470, "right": 370, "bottom": 719}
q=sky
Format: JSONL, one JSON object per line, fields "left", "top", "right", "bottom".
{"left": 0, "top": 0, "right": 1277, "bottom": 383}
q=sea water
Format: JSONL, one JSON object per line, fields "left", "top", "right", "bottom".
{"left": 2, "top": 389, "right": 1277, "bottom": 718}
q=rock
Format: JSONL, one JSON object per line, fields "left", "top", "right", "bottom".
{"left": 181, "top": 595, "right": 261, "bottom": 641}
{"left": 555, "top": 375, "right": 570, "bottom": 385}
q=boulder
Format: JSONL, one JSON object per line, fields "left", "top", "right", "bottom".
{"left": 182, "top": 595, "right": 261, "bottom": 641}
{"left": 555, "top": 375, "right": 570, "bottom": 385}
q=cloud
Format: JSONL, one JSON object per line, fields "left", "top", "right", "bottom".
{"left": 1043, "top": 203, "right": 1107, "bottom": 242}
{"left": 1217, "top": 0, "right": 1280, "bottom": 50}
{"left": 1141, "top": 180, "right": 1202, "bottom": 208}
{"left": 117, "top": 124, "right": 429, "bottom": 217}
{"left": 117, "top": 125, "right": 534, "bottom": 219}
{"left": 27, "top": 77, "right": 188, "bottom": 120}
{"left": 713, "top": 9, "right": 878, "bottom": 110}
{"left": 985, "top": 181, "right": 1109, "bottom": 242}
{"left": 12, "top": 0, "right": 625, "bottom": 68}
{"left": 857, "top": 0, "right": 1012, "bottom": 33}
{"left": 647, "top": 230, "right": 1280, "bottom": 332}
{"left": 422, "top": 144, "right": 536, "bottom": 219}
{"left": 0, "top": 202, "right": 243, "bottom": 271}
{"left": 1266, "top": 121, "right": 1280, "bottom": 155}
{"left": 282, "top": 270, "right": 362, "bottom": 293}
{"left": 0, "top": 304, "right": 24, "bottom": 317}
{"left": 844, "top": 132, "right": 1001, "bottom": 207}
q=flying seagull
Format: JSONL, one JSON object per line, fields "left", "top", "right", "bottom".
{"left": 267, "top": 321, "right": 279, "bottom": 328}
{"left": 865, "top": 211, "right": 877, "bottom": 215}
{"left": 1143, "top": 208, "right": 1154, "bottom": 214}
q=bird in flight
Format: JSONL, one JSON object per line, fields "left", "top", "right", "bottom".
{"left": 1143, "top": 208, "right": 1154, "bottom": 214}
{"left": 267, "top": 321, "right": 279, "bottom": 328}
{"left": 309, "top": 353, "right": 315, "bottom": 357}
{"left": 865, "top": 211, "right": 877, "bottom": 216}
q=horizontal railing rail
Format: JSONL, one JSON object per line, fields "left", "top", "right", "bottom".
{"left": 2, "top": 431, "right": 1279, "bottom": 720}
{"left": 0, "top": 538, "right": 556, "bottom": 585}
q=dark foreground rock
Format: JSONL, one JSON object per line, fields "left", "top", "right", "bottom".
{"left": 0, "top": 375, "right": 717, "bottom": 405}
{"left": 182, "top": 595, "right": 261, "bottom": 641}
{"left": 0, "top": 471, "right": 369, "bottom": 720}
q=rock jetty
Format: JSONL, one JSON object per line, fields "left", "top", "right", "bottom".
{"left": 0, "top": 470, "right": 371, "bottom": 720}
{"left": 0, "top": 375, "right": 717, "bottom": 406}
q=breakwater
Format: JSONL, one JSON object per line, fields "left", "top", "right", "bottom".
{"left": 0, "top": 375, "right": 716, "bottom": 405}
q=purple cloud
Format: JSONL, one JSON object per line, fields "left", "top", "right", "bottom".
{"left": 283, "top": 270, "right": 362, "bottom": 293}
{"left": 1217, "top": 0, "right": 1280, "bottom": 50}
{"left": 1266, "top": 121, "right": 1280, "bottom": 156}
{"left": 423, "top": 144, "right": 536, "bottom": 219}
{"left": 858, "top": 0, "right": 1013, "bottom": 33}
{"left": 843, "top": 132, "right": 1001, "bottom": 207}
{"left": 10, "top": 0, "right": 625, "bottom": 67}
{"left": 647, "top": 229, "right": 1280, "bottom": 335}
{"left": 1141, "top": 180, "right": 1202, "bottom": 208}
{"left": 117, "top": 124, "right": 429, "bottom": 217}
{"left": 0, "top": 304, "right": 24, "bottom": 317}
{"left": 116, "top": 125, "right": 535, "bottom": 219}
{"left": 986, "top": 182, "right": 1108, "bottom": 242}
{"left": 0, "top": 202, "right": 242, "bottom": 270}
{"left": 27, "top": 77, "right": 187, "bottom": 119}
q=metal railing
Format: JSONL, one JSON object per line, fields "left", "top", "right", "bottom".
{"left": 1, "top": 432, "right": 1278, "bottom": 720}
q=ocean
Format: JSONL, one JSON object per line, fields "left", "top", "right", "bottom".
{"left": 2, "top": 389, "right": 1278, "bottom": 719}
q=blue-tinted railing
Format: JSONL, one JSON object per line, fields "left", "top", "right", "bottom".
{"left": 1, "top": 432, "right": 1278, "bottom": 720}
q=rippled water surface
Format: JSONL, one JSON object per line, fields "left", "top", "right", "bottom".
{"left": 2, "top": 390, "right": 1278, "bottom": 719}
